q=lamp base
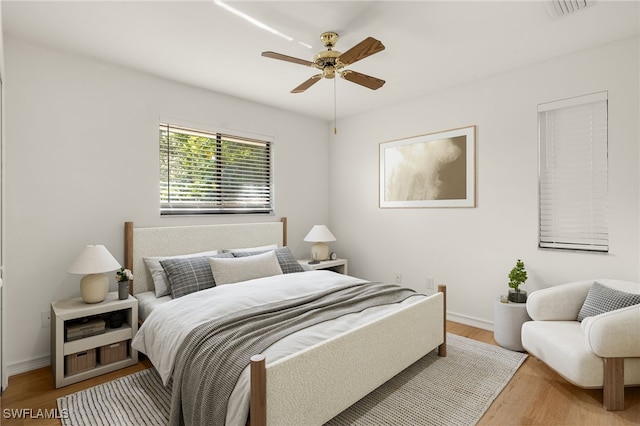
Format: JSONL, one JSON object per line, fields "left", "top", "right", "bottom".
{"left": 310, "top": 242, "right": 329, "bottom": 262}
{"left": 80, "top": 273, "right": 109, "bottom": 303}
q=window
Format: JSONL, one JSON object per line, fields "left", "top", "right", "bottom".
{"left": 159, "top": 123, "right": 273, "bottom": 215}
{"left": 538, "top": 91, "right": 608, "bottom": 252}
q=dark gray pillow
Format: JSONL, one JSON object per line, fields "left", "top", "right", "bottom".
{"left": 161, "top": 253, "right": 233, "bottom": 299}
{"left": 577, "top": 281, "right": 640, "bottom": 321}
{"left": 232, "top": 247, "right": 305, "bottom": 274}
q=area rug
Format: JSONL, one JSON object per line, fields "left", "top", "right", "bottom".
{"left": 57, "top": 333, "right": 527, "bottom": 426}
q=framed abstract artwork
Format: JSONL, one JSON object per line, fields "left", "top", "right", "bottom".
{"left": 379, "top": 125, "right": 476, "bottom": 208}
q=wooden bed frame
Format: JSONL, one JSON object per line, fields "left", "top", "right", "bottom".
{"left": 124, "top": 217, "right": 446, "bottom": 425}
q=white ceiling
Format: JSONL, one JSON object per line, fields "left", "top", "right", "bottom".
{"left": 3, "top": 0, "right": 639, "bottom": 121}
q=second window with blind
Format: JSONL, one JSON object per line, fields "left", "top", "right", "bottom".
{"left": 159, "top": 122, "right": 274, "bottom": 215}
{"left": 538, "top": 91, "right": 608, "bottom": 252}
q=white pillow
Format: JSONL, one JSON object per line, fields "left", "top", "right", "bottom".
{"left": 223, "top": 244, "right": 278, "bottom": 254}
{"left": 208, "top": 250, "right": 283, "bottom": 285}
{"left": 143, "top": 250, "right": 218, "bottom": 297}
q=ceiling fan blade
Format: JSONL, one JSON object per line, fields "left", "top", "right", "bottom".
{"left": 341, "top": 70, "right": 385, "bottom": 90}
{"left": 291, "top": 74, "right": 323, "bottom": 93}
{"left": 338, "top": 37, "right": 385, "bottom": 66}
{"left": 261, "top": 51, "right": 314, "bottom": 67}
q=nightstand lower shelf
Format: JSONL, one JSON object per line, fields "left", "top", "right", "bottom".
{"left": 60, "top": 356, "right": 137, "bottom": 387}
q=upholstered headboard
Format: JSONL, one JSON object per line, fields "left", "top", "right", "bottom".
{"left": 124, "top": 218, "right": 287, "bottom": 295}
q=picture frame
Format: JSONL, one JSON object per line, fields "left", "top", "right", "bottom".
{"left": 379, "top": 125, "right": 476, "bottom": 208}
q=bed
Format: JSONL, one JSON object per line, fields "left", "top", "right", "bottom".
{"left": 125, "top": 218, "right": 446, "bottom": 426}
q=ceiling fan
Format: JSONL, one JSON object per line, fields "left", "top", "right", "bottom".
{"left": 262, "top": 31, "right": 385, "bottom": 93}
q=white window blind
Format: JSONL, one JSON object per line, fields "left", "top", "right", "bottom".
{"left": 160, "top": 123, "right": 273, "bottom": 215}
{"left": 538, "top": 91, "right": 608, "bottom": 252}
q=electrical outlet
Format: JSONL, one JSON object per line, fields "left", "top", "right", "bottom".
{"left": 426, "top": 277, "right": 435, "bottom": 290}
{"left": 41, "top": 310, "right": 51, "bottom": 328}
{"left": 394, "top": 272, "right": 402, "bottom": 284}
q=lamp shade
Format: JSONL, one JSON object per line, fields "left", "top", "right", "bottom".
{"left": 68, "top": 245, "right": 121, "bottom": 303}
{"left": 303, "top": 225, "right": 336, "bottom": 243}
{"left": 68, "top": 245, "right": 121, "bottom": 274}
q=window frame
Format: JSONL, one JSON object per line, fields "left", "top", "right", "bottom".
{"left": 159, "top": 121, "right": 275, "bottom": 216}
{"left": 537, "top": 91, "right": 608, "bottom": 252}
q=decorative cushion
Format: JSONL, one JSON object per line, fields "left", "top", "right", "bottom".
{"left": 232, "top": 247, "right": 305, "bottom": 274}
{"left": 161, "top": 253, "right": 233, "bottom": 299}
{"left": 209, "top": 250, "right": 283, "bottom": 285}
{"left": 223, "top": 244, "right": 278, "bottom": 254}
{"left": 577, "top": 281, "right": 640, "bottom": 322}
{"left": 144, "top": 250, "right": 219, "bottom": 298}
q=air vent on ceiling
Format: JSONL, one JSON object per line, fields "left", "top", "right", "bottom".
{"left": 546, "top": 0, "right": 594, "bottom": 19}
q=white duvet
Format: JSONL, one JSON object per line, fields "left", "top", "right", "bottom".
{"left": 132, "top": 270, "right": 424, "bottom": 426}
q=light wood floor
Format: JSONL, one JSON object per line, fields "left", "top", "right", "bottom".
{"left": 1, "top": 321, "right": 638, "bottom": 425}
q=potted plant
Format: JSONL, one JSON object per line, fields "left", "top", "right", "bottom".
{"left": 116, "top": 267, "right": 134, "bottom": 300}
{"left": 507, "top": 259, "right": 528, "bottom": 303}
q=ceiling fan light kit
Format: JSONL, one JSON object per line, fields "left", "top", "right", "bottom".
{"left": 262, "top": 31, "right": 386, "bottom": 94}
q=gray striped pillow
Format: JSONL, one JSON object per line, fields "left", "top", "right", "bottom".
{"left": 577, "top": 281, "right": 640, "bottom": 321}
{"left": 161, "top": 253, "right": 234, "bottom": 298}
{"left": 232, "top": 247, "right": 305, "bottom": 274}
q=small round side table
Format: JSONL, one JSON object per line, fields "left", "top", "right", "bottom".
{"left": 493, "top": 297, "right": 531, "bottom": 352}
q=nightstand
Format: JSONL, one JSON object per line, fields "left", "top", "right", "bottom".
{"left": 298, "top": 258, "right": 348, "bottom": 275}
{"left": 51, "top": 292, "right": 139, "bottom": 388}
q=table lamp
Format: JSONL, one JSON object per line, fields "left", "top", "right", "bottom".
{"left": 304, "top": 225, "right": 336, "bottom": 264}
{"left": 68, "top": 245, "right": 121, "bottom": 303}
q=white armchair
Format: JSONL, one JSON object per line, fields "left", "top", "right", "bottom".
{"left": 521, "top": 279, "right": 640, "bottom": 411}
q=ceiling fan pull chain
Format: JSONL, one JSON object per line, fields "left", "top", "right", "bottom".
{"left": 334, "top": 77, "right": 338, "bottom": 135}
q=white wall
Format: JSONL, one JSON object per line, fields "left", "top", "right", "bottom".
{"left": 329, "top": 36, "right": 640, "bottom": 329}
{"left": 3, "top": 37, "right": 330, "bottom": 374}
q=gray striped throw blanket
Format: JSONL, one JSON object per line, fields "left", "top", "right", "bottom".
{"left": 169, "top": 281, "right": 419, "bottom": 426}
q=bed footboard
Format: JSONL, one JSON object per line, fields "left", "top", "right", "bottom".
{"left": 250, "top": 285, "right": 446, "bottom": 426}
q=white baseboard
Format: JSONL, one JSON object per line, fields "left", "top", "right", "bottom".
{"left": 447, "top": 311, "right": 494, "bottom": 332}
{"left": 7, "top": 355, "right": 50, "bottom": 379}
